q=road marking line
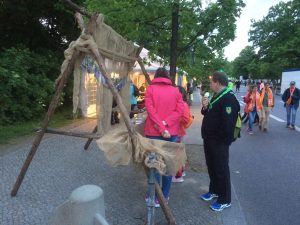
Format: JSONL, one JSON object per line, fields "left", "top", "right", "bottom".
{"left": 269, "top": 114, "right": 300, "bottom": 132}
{"left": 237, "top": 103, "right": 299, "bottom": 132}
{"left": 269, "top": 115, "right": 285, "bottom": 122}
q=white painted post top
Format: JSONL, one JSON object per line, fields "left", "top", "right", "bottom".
{"left": 70, "top": 184, "right": 103, "bottom": 203}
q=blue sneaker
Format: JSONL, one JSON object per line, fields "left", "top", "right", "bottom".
{"left": 210, "top": 202, "right": 231, "bottom": 211}
{"left": 200, "top": 192, "right": 218, "bottom": 201}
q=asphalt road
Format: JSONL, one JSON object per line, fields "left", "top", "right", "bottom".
{"left": 230, "top": 86, "right": 300, "bottom": 225}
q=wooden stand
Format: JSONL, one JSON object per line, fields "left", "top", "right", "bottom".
{"left": 11, "top": 2, "right": 177, "bottom": 224}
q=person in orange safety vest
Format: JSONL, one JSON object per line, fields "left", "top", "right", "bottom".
{"left": 244, "top": 85, "right": 262, "bottom": 134}
{"left": 258, "top": 82, "right": 274, "bottom": 132}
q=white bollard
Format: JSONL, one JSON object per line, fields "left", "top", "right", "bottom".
{"left": 50, "top": 184, "right": 109, "bottom": 225}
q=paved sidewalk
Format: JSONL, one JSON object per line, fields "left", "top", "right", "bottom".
{"left": 0, "top": 89, "right": 246, "bottom": 225}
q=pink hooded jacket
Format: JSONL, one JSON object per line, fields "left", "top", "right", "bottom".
{"left": 144, "top": 77, "right": 184, "bottom": 136}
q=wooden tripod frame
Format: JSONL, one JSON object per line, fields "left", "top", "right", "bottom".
{"left": 10, "top": 2, "right": 177, "bottom": 224}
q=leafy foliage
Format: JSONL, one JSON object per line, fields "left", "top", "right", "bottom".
{"left": 0, "top": 0, "right": 83, "bottom": 51}
{"left": 0, "top": 0, "right": 244, "bottom": 125}
{"left": 233, "top": 0, "right": 300, "bottom": 80}
{"left": 84, "top": 0, "right": 245, "bottom": 80}
{"left": 232, "top": 46, "right": 257, "bottom": 79}
{"left": 0, "top": 47, "right": 56, "bottom": 124}
{"left": 0, "top": 0, "right": 85, "bottom": 125}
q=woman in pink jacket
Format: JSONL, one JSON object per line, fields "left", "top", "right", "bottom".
{"left": 144, "top": 67, "right": 184, "bottom": 207}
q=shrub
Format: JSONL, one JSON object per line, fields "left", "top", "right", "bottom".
{"left": 0, "top": 46, "right": 57, "bottom": 124}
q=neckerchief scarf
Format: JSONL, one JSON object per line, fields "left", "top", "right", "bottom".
{"left": 286, "top": 87, "right": 295, "bottom": 105}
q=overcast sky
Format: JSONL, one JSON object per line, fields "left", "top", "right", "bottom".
{"left": 224, "top": 0, "right": 288, "bottom": 61}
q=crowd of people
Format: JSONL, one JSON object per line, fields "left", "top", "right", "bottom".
{"left": 132, "top": 67, "right": 299, "bottom": 213}
{"left": 242, "top": 80, "right": 300, "bottom": 133}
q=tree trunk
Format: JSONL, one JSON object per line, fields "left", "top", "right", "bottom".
{"left": 169, "top": 1, "right": 179, "bottom": 85}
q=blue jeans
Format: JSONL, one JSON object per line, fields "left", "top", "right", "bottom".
{"left": 248, "top": 108, "right": 257, "bottom": 130}
{"left": 286, "top": 105, "right": 297, "bottom": 126}
{"left": 146, "top": 135, "right": 177, "bottom": 199}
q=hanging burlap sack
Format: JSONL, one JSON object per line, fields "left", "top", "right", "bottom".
{"left": 96, "top": 124, "right": 186, "bottom": 176}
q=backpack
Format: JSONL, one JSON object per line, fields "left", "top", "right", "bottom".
{"left": 233, "top": 112, "right": 242, "bottom": 140}
{"left": 133, "top": 85, "right": 140, "bottom": 97}
{"left": 183, "top": 114, "right": 194, "bottom": 129}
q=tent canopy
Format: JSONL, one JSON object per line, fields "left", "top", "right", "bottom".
{"left": 132, "top": 48, "right": 187, "bottom": 75}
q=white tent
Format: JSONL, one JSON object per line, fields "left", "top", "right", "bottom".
{"left": 130, "top": 48, "right": 188, "bottom": 88}
{"left": 132, "top": 48, "right": 166, "bottom": 72}
{"left": 78, "top": 48, "right": 188, "bottom": 118}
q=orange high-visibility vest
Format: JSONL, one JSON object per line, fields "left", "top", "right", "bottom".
{"left": 247, "top": 92, "right": 262, "bottom": 112}
{"left": 260, "top": 88, "right": 274, "bottom": 107}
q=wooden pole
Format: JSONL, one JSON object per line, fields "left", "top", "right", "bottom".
{"left": 90, "top": 50, "right": 134, "bottom": 136}
{"left": 84, "top": 126, "right": 98, "bottom": 150}
{"left": 155, "top": 182, "right": 176, "bottom": 225}
{"left": 83, "top": 46, "right": 143, "bottom": 151}
{"left": 137, "top": 58, "right": 152, "bottom": 85}
{"left": 10, "top": 15, "right": 97, "bottom": 197}
{"left": 42, "top": 128, "right": 101, "bottom": 139}
{"left": 61, "top": 0, "right": 91, "bottom": 17}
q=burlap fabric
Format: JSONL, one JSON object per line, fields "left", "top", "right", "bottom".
{"left": 68, "top": 14, "right": 138, "bottom": 135}
{"left": 59, "top": 14, "right": 186, "bottom": 174}
{"left": 96, "top": 123, "right": 187, "bottom": 176}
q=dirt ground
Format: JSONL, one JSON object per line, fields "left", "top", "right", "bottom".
{"left": 185, "top": 144, "right": 207, "bottom": 173}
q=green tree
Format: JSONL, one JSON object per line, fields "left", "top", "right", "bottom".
{"left": 232, "top": 46, "right": 257, "bottom": 79}
{"left": 84, "top": 0, "right": 245, "bottom": 82}
{"left": 248, "top": 0, "right": 300, "bottom": 79}
{"left": 0, "top": 0, "right": 86, "bottom": 124}
{"left": 0, "top": 47, "right": 56, "bottom": 124}
{"left": 0, "top": 0, "right": 83, "bottom": 52}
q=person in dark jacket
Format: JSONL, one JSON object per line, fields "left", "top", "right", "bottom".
{"left": 281, "top": 81, "right": 300, "bottom": 130}
{"left": 200, "top": 71, "right": 240, "bottom": 212}
{"left": 235, "top": 80, "right": 241, "bottom": 93}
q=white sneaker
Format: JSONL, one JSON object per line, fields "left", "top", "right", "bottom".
{"left": 145, "top": 196, "right": 160, "bottom": 208}
{"left": 172, "top": 176, "right": 184, "bottom": 183}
